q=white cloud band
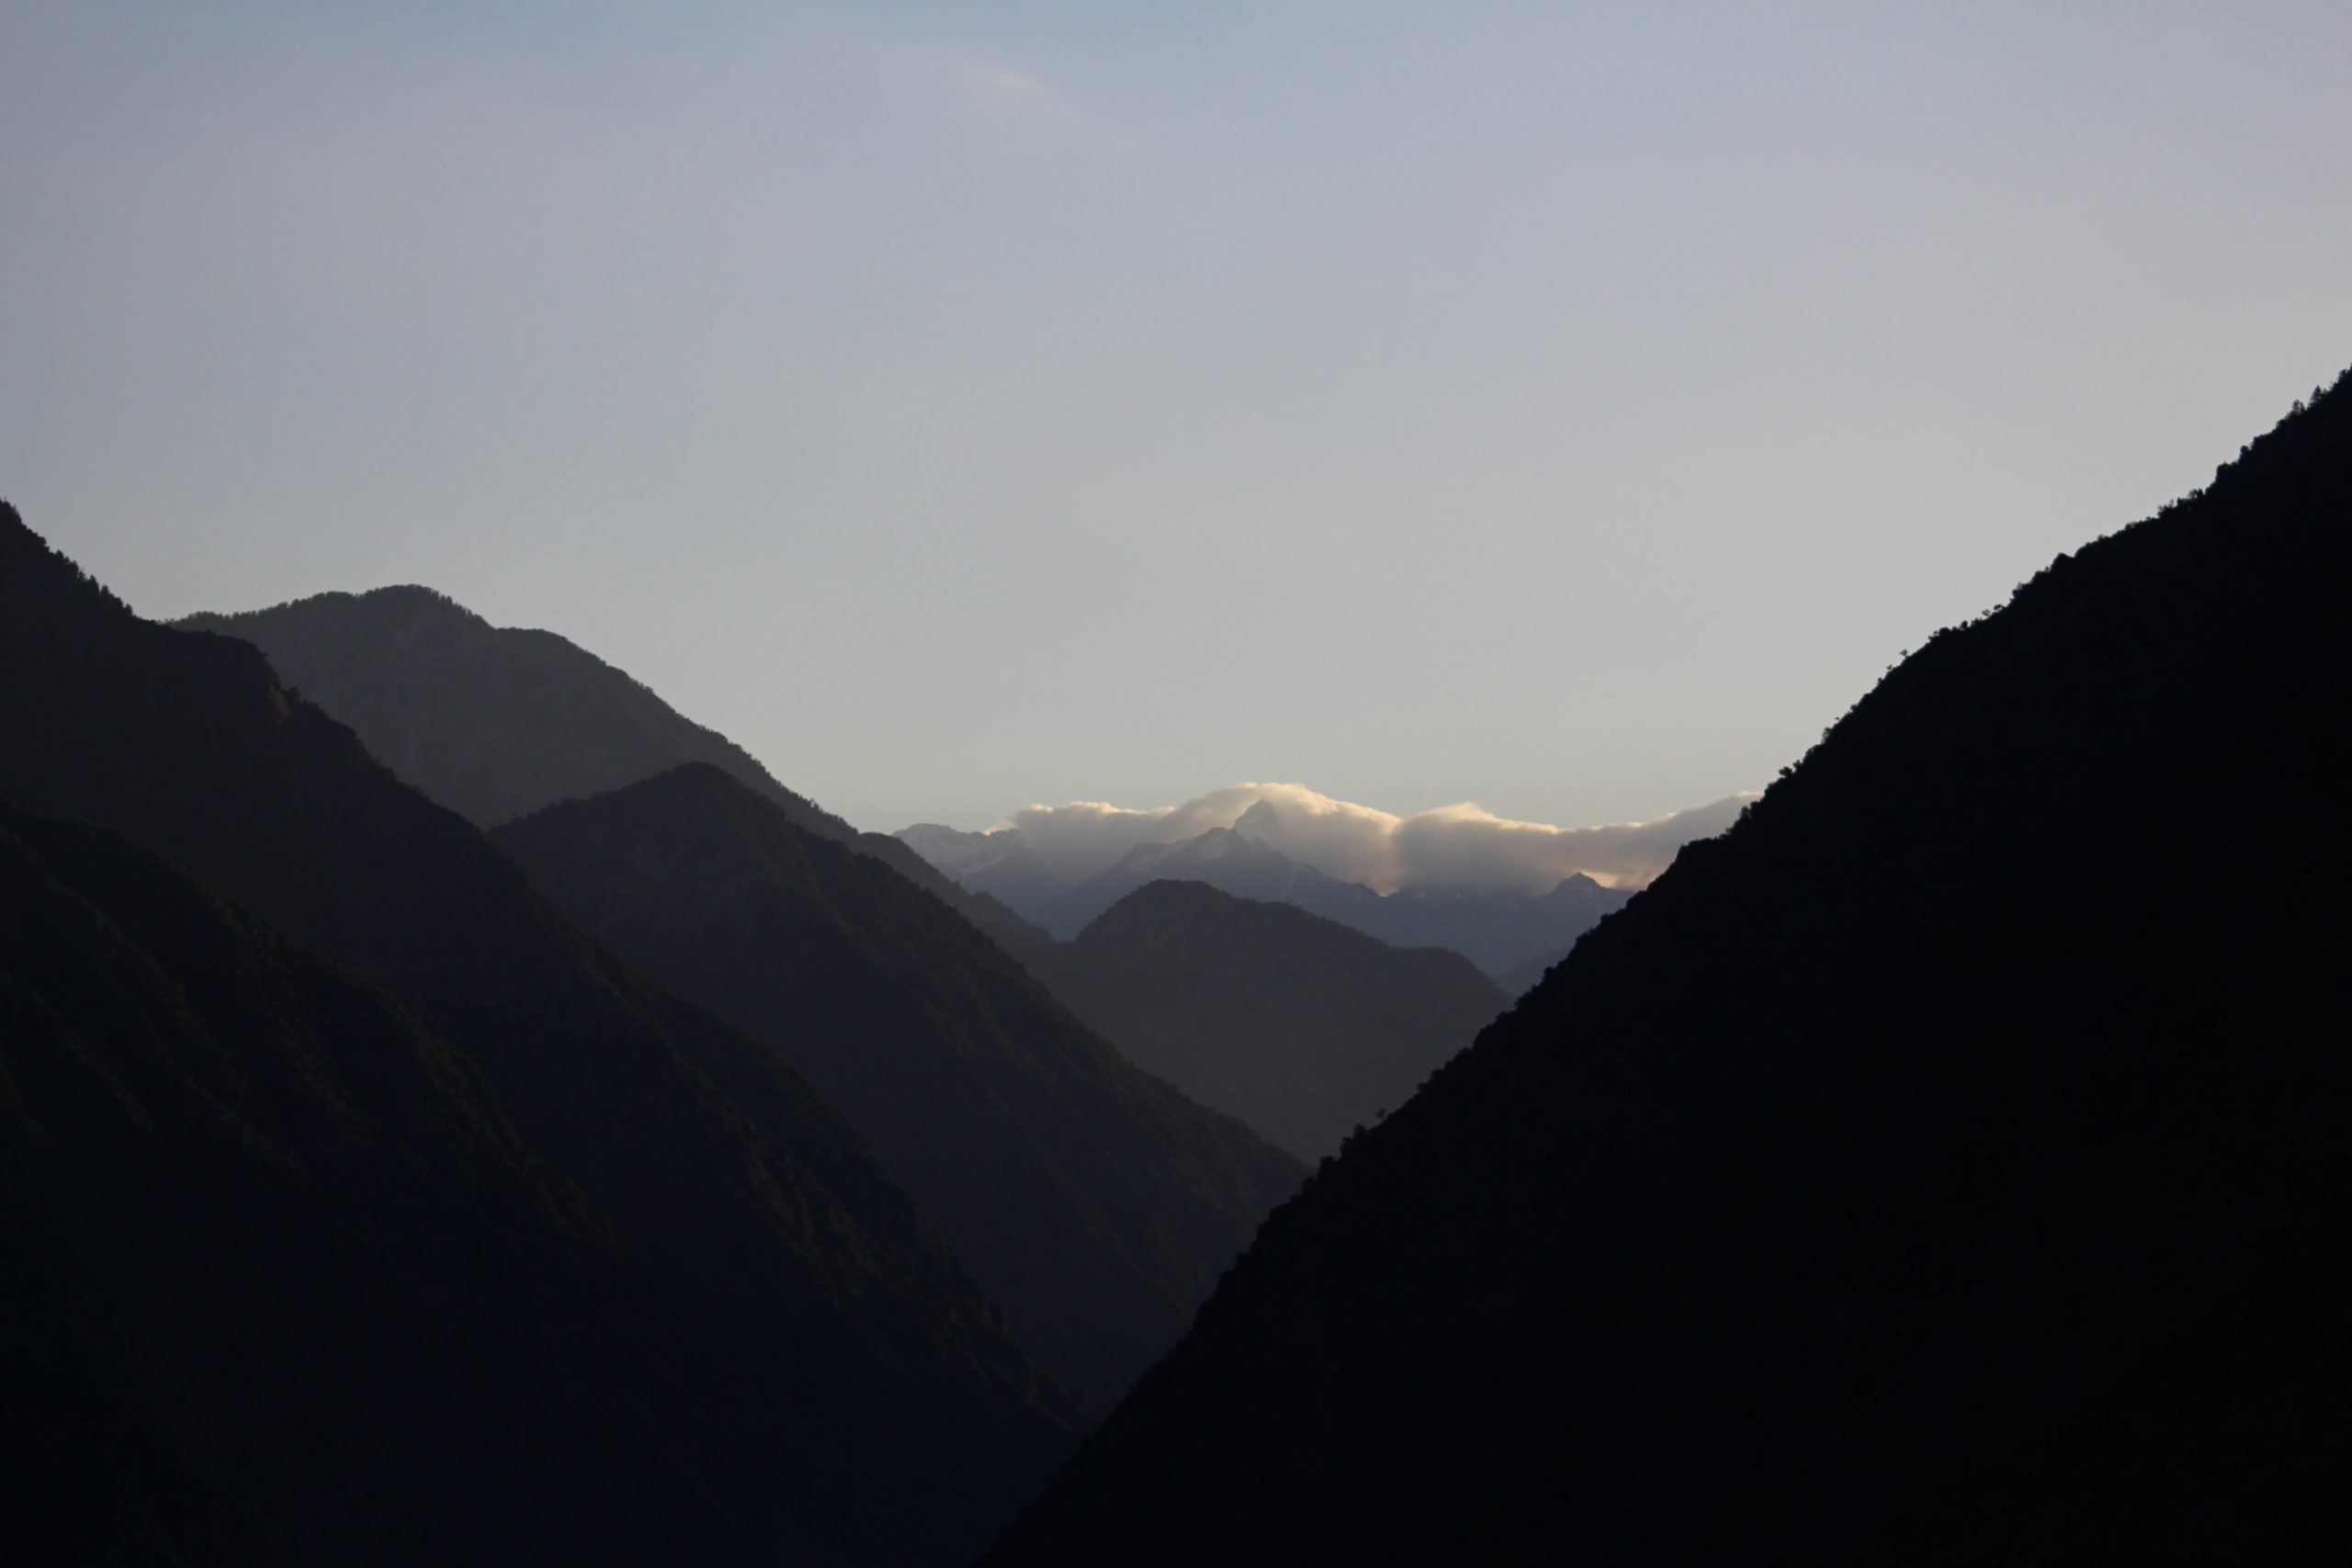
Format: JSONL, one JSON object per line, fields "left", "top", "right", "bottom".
{"left": 1002, "top": 783, "right": 1751, "bottom": 895}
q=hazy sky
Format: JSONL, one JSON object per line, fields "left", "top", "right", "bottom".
{"left": 6, "top": 3, "right": 2347, "bottom": 831}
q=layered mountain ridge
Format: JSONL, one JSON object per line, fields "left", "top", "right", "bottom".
{"left": 180, "top": 580, "right": 1305, "bottom": 1413}
{"left": 175, "top": 586, "right": 1044, "bottom": 950}
{"left": 492, "top": 763, "right": 1304, "bottom": 1412}
{"left": 906, "top": 818, "right": 1636, "bottom": 980}
{"left": 1, "top": 510, "right": 1077, "bottom": 1565}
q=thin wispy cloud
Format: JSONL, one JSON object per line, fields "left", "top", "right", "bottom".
{"left": 967, "top": 63, "right": 1048, "bottom": 108}
{"left": 926, "top": 51, "right": 1072, "bottom": 120}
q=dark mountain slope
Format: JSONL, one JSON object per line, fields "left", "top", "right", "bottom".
{"left": 986, "top": 823, "right": 1634, "bottom": 978}
{"left": 174, "top": 585, "right": 1037, "bottom": 946}
{"left": 985, "top": 376, "right": 2352, "bottom": 1568}
{"left": 1030, "top": 881, "right": 1508, "bottom": 1161}
{"left": 0, "top": 802, "right": 613, "bottom": 1562}
{"left": 1493, "top": 942, "right": 1572, "bottom": 997}
{"left": 493, "top": 765, "right": 1304, "bottom": 1413}
{"left": 175, "top": 585, "right": 843, "bottom": 833}
{"left": 0, "top": 511, "right": 1076, "bottom": 1566}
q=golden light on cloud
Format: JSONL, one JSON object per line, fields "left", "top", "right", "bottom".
{"left": 1001, "top": 783, "right": 1755, "bottom": 896}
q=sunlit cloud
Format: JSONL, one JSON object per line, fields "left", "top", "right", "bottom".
{"left": 998, "top": 783, "right": 1754, "bottom": 895}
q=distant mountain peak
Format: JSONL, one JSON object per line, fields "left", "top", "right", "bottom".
{"left": 1232, "top": 798, "right": 1280, "bottom": 842}
{"left": 1120, "top": 825, "right": 1281, "bottom": 872}
{"left": 900, "top": 783, "right": 1739, "bottom": 960}
{"left": 900, "top": 821, "right": 1030, "bottom": 879}
{"left": 977, "top": 818, "right": 1632, "bottom": 971}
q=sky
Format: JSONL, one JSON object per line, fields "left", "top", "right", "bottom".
{"left": 5, "top": 2, "right": 2348, "bottom": 833}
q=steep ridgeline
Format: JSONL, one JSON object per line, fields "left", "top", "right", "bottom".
{"left": 493, "top": 766, "right": 1305, "bottom": 1414}
{"left": 175, "top": 585, "right": 837, "bottom": 831}
{"left": 919, "top": 820, "right": 1635, "bottom": 980}
{"left": 1494, "top": 942, "right": 1575, "bottom": 997}
{"left": 986, "top": 374, "right": 2352, "bottom": 1568}
{"left": 900, "top": 819, "right": 1059, "bottom": 906}
{"left": 1350, "top": 874, "right": 1630, "bottom": 978}
{"left": 1028, "top": 881, "right": 1509, "bottom": 1162}
{"left": 175, "top": 587, "right": 1043, "bottom": 950}
{"left": 0, "top": 510, "right": 1077, "bottom": 1567}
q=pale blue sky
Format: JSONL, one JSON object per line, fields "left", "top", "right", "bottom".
{"left": 6, "top": 2, "right": 2347, "bottom": 830}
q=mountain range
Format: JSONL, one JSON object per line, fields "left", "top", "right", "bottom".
{"left": 176, "top": 586, "right": 1046, "bottom": 951}
{"left": 901, "top": 814, "right": 1636, "bottom": 983}
{"left": 1, "top": 513, "right": 1078, "bottom": 1564}
{"left": 491, "top": 764, "right": 1302, "bottom": 1411}
{"left": 175, "top": 580, "right": 1305, "bottom": 1412}
{"left": 982, "top": 371, "right": 2352, "bottom": 1563}
{"left": 14, "top": 362, "right": 2347, "bottom": 1563}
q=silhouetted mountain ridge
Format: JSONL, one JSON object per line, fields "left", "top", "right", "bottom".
{"left": 1005, "top": 823, "right": 1635, "bottom": 976}
{"left": 1, "top": 507, "right": 1076, "bottom": 1565}
{"left": 177, "top": 584, "right": 844, "bottom": 832}
{"left": 1026, "top": 880, "right": 1509, "bottom": 1160}
{"left": 984, "top": 373, "right": 2352, "bottom": 1564}
{"left": 492, "top": 763, "right": 1304, "bottom": 1412}
{"left": 175, "top": 584, "right": 1042, "bottom": 949}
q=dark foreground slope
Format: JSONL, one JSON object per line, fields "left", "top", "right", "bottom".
{"left": 987, "top": 375, "right": 2352, "bottom": 1567}
{"left": 1032, "top": 881, "right": 1508, "bottom": 1162}
{"left": 0, "top": 512, "right": 1075, "bottom": 1567}
{"left": 2, "top": 803, "right": 611, "bottom": 1563}
{"left": 175, "top": 585, "right": 1038, "bottom": 945}
{"left": 495, "top": 766, "right": 1303, "bottom": 1413}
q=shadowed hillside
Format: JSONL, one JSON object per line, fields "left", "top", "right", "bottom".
{"left": 176, "top": 586, "right": 842, "bottom": 831}
{"left": 0, "top": 511, "right": 1077, "bottom": 1566}
{"left": 983, "top": 373, "right": 2352, "bottom": 1566}
{"left": 494, "top": 765, "right": 1303, "bottom": 1412}
{"left": 1029, "top": 881, "right": 1508, "bottom": 1161}
{"left": 2, "top": 803, "right": 613, "bottom": 1562}
{"left": 175, "top": 586, "right": 1043, "bottom": 949}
